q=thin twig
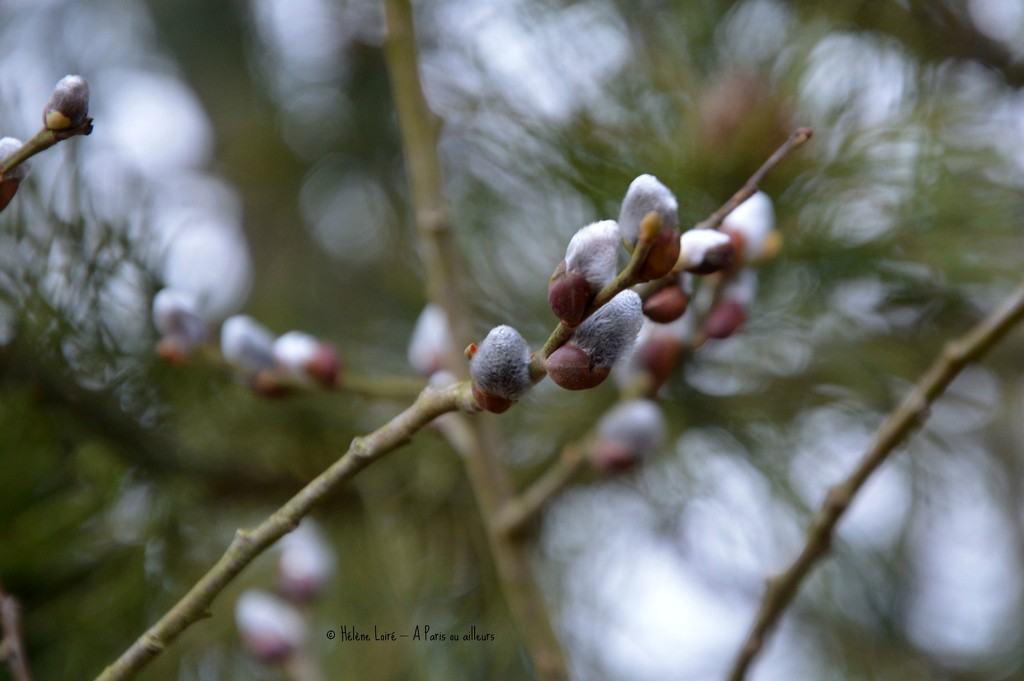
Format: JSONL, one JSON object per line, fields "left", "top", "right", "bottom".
{"left": 0, "top": 121, "right": 94, "bottom": 181}
{"left": 94, "top": 382, "right": 478, "bottom": 681}
{"left": 727, "top": 281, "right": 1024, "bottom": 681}
{"left": 0, "top": 586, "right": 34, "bottom": 681}
{"left": 695, "top": 127, "right": 812, "bottom": 232}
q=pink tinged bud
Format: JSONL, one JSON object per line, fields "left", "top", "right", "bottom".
{"left": 221, "top": 315, "right": 276, "bottom": 373}
{"left": 573, "top": 289, "right": 644, "bottom": 369}
{"left": 0, "top": 137, "right": 28, "bottom": 212}
{"left": 152, "top": 288, "right": 208, "bottom": 360}
{"left": 618, "top": 174, "right": 679, "bottom": 247}
{"left": 278, "top": 521, "right": 335, "bottom": 603}
{"left": 235, "top": 590, "right": 307, "bottom": 663}
{"left": 564, "top": 220, "right": 620, "bottom": 291}
{"left": 44, "top": 75, "right": 90, "bottom": 131}
{"left": 548, "top": 261, "right": 592, "bottom": 328}
{"left": 633, "top": 332, "right": 682, "bottom": 390}
{"left": 469, "top": 325, "right": 532, "bottom": 413}
{"left": 680, "top": 229, "right": 734, "bottom": 275}
{"left": 722, "top": 191, "right": 775, "bottom": 263}
{"left": 408, "top": 304, "right": 451, "bottom": 377}
{"left": 273, "top": 331, "right": 339, "bottom": 388}
{"left": 591, "top": 399, "right": 666, "bottom": 472}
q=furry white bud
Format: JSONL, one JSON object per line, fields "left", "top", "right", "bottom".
{"left": 44, "top": 75, "right": 90, "bottom": 131}
{"left": 278, "top": 520, "right": 335, "bottom": 603}
{"left": 618, "top": 174, "right": 679, "bottom": 246}
{"left": 221, "top": 315, "right": 276, "bottom": 373}
{"left": 408, "top": 304, "right": 451, "bottom": 377}
{"left": 272, "top": 331, "right": 339, "bottom": 387}
{"left": 152, "top": 288, "right": 208, "bottom": 351}
{"left": 723, "top": 191, "right": 775, "bottom": 260}
{"left": 0, "top": 137, "right": 29, "bottom": 181}
{"left": 592, "top": 399, "right": 666, "bottom": 470}
{"left": 574, "top": 290, "right": 644, "bottom": 368}
{"left": 565, "top": 220, "right": 620, "bottom": 291}
{"left": 679, "top": 229, "right": 733, "bottom": 273}
{"left": 470, "top": 325, "right": 532, "bottom": 401}
{"left": 235, "top": 590, "right": 307, "bottom": 662}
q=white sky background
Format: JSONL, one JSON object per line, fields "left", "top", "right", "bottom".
{"left": 3, "top": 0, "right": 1024, "bottom": 678}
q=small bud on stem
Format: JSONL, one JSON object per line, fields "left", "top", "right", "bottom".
{"left": 469, "top": 325, "right": 532, "bottom": 413}
{"left": 44, "top": 75, "right": 91, "bottom": 132}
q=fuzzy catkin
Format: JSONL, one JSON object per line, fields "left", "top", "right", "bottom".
{"left": 618, "top": 174, "right": 679, "bottom": 246}
{"left": 597, "top": 399, "right": 666, "bottom": 459}
{"left": 573, "top": 290, "right": 644, "bottom": 367}
{"left": 565, "top": 220, "right": 620, "bottom": 291}
{"left": 470, "top": 325, "right": 532, "bottom": 400}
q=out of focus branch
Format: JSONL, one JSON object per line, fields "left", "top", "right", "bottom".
{"left": 727, "top": 281, "right": 1024, "bottom": 681}
{"left": 496, "top": 443, "right": 588, "bottom": 536}
{"left": 0, "top": 587, "right": 33, "bottom": 681}
{"left": 382, "top": 2, "right": 570, "bottom": 679}
{"left": 94, "top": 381, "right": 479, "bottom": 681}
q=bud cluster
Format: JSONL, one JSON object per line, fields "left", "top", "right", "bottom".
{"left": 151, "top": 288, "right": 340, "bottom": 394}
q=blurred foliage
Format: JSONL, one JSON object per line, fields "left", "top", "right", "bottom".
{"left": 2, "top": 0, "right": 1024, "bottom": 680}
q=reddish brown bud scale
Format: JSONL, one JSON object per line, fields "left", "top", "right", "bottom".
{"left": 546, "top": 344, "right": 610, "bottom": 391}
{"left": 703, "top": 298, "right": 747, "bottom": 339}
{"left": 591, "top": 441, "right": 641, "bottom": 473}
{"left": 634, "top": 334, "right": 682, "bottom": 389}
{"left": 637, "top": 224, "right": 681, "bottom": 282}
{"left": 306, "top": 345, "right": 340, "bottom": 389}
{"left": 472, "top": 383, "right": 515, "bottom": 413}
{"left": 721, "top": 227, "right": 748, "bottom": 270}
{"left": 252, "top": 371, "right": 295, "bottom": 399}
{"left": 548, "top": 261, "right": 593, "bottom": 327}
{"left": 0, "top": 179, "right": 20, "bottom": 212}
{"left": 642, "top": 285, "right": 689, "bottom": 323}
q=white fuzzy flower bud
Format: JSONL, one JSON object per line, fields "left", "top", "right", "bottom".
{"left": 679, "top": 228, "right": 734, "bottom": 274}
{"left": 408, "top": 304, "right": 451, "bottom": 377}
{"left": 0, "top": 137, "right": 29, "bottom": 181}
{"left": 723, "top": 191, "right": 775, "bottom": 261}
{"left": 278, "top": 520, "right": 336, "bottom": 603}
{"left": 44, "top": 75, "right": 90, "bottom": 131}
{"left": 618, "top": 174, "right": 679, "bottom": 246}
{"left": 565, "top": 220, "right": 620, "bottom": 291}
{"left": 573, "top": 289, "right": 644, "bottom": 368}
{"left": 235, "top": 590, "right": 307, "bottom": 663}
{"left": 592, "top": 399, "right": 666, "bottom": 471}
{"left": 273, "top": 331, "right": 339, "bottom": 388}
{"left": 152, "top": 288, "right": 208, "bottom": 354}
{"left": 469, "top": 325, "right": 532, "bottom": 411}
{"left": 221, "top": 315, "right": 275, "bottom": 373}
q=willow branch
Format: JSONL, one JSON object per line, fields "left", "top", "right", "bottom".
{"left": 383, "top": 2, "right": 570, "bottom": 679}
{"left": 94, "top": 382, "right": 478, "bottom": 681}
{"left": 727, "top": 281, "right": 1024, "bottom": 681}
{"left": 0, "top": 587, "right": 33, "bottom": 681}
{"left": 382, "top": 0, "right": 472, "bottom": 360}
